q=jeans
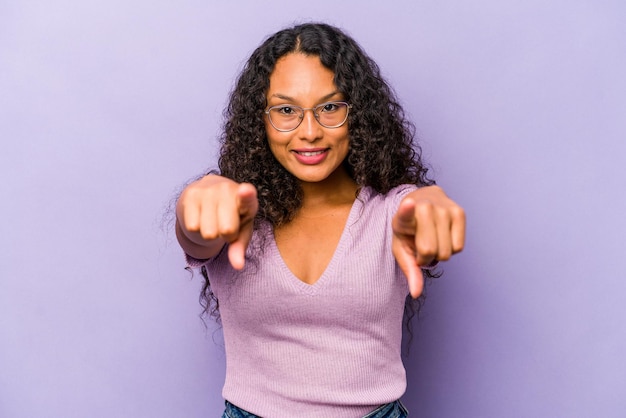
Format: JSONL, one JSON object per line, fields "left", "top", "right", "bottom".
{"left": 222, "top": 399, "right": 409, "bottom": 418}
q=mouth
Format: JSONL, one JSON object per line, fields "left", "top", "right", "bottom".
{"left": 291, "top": 148, "right": 329, "bottom": 165}
{"left": 293, "top": 149, "right": 326, "bottom": 157}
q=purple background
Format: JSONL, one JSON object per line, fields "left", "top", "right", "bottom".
{"left": 1, "top": 1, "right": 625, "bottom": 417}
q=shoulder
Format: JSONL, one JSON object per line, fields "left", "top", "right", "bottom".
{"left": 350, "top": 185, "right": 418, "bottom": 230}
{"left": 359, "top": 184, "right": 418, "bottom": 210}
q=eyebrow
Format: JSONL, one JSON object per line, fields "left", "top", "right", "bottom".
{"left": 269, "top": 91, "right": 341, "bottom": 103}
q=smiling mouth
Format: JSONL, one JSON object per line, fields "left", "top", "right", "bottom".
{"left": 294, "top": 150, "right": 326, "bottom": 156}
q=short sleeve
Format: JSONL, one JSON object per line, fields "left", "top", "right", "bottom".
{"left": 184, "top": 244, "right": 228, "bottom": 268}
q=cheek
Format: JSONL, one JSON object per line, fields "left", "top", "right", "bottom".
{"left": 265, "top": 132, "right": 289, "bottom": 161}
{"left": 266, "top": 131, "right": 286, "bottom": 147}
{"left": 337, "top": 129, "right": 351, "bottom": 150}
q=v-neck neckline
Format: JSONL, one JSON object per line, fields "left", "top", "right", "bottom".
{"left": 269, "top": 188, "right": 367, "bottom": 295}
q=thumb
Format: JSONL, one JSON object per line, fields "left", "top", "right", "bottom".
{"left": 237, "top": 183, "right": 258, "bottom": 220}
{"left": 392, "top": 198, "right": 416, "bottom": 235}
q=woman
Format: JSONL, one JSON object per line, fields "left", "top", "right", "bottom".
{"left": 176, "top": 23, "right": 465, "bottom": 418}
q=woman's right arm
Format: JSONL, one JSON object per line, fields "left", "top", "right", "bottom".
{"left": 175, "top": 174, "right": 258, "bottom": 269}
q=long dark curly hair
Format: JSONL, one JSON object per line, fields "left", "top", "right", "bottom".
{"left": 200, "top": 23, "right": 438, "bottom": 338}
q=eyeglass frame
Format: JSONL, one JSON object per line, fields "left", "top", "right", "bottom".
{"left": 264, "top": 101, "right": 352, "bottom": 132}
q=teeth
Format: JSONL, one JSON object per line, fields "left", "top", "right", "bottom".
{"left": 299, "top": 150, "right": 324, "bottom": 156}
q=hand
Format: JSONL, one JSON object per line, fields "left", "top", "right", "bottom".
{"left": 391, "top": 185, "right": 466, "bottom": 298}
{"left": 176, "top": 175, "right": 258, "bottom": 270}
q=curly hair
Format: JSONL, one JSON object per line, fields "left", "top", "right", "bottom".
{"left": 199, "top": 23, "right": 438, "bottom": 332}
{"left": 217, "top": 22, "right": 433, "bottom": 226}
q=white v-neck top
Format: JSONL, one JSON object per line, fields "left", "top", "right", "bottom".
{"left": 197, "top": 185, "right": 416, "bottom": 418}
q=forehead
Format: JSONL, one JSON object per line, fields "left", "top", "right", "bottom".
{"left": 267, "top": 53, "right": 337, "bottom": 100}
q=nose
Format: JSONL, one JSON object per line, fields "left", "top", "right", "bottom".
{"left": 297, "top": 109, "right": 323, "bottom": 142}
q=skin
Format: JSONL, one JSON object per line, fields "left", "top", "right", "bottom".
{"left": 264, "top": 53, "right": 351, "bottom": 187}
{"left": 176, "top": 53, "right": 466, "bottom": 298}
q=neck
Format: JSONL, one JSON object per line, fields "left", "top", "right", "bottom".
{"left": 298, "top": 167, "right": 359, "bottom": 212}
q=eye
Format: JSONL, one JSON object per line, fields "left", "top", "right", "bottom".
{"left": 320, "top": 102, "right": 340, "bottom": 113}
{"left": 275, "top": 105, "right": 297, "bottom": 115}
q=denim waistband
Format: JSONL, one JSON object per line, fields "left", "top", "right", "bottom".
{"left": 362, "top": 400, "right": 409, "bottom": 418}
{"left": 223, "top": 399, "right": 408, "bottom": 418}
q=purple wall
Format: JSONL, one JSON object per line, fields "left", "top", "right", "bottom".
{"left": 1, "top": 1, "right": 625, "bottom": 417}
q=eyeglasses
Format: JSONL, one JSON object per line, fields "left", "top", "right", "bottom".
{"left": 264, "top": 101, "right": 352, "bottom": 132}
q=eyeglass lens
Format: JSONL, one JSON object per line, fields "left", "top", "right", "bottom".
{"left": 267, "top": 102, "right": 349, "bottom": 131}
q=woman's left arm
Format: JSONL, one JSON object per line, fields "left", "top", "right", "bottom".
{"left": 391, "top": 185, "right": 466, "bottom": 298}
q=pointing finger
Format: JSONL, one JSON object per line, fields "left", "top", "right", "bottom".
{"left": 392, "top": 239, "right": 425, "bottom": 299}
{"left": 227, "top": 220, "right": 254, "bottom": 270}
{"left": 227, "top": 183, "right": 258, "bottom": 270}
